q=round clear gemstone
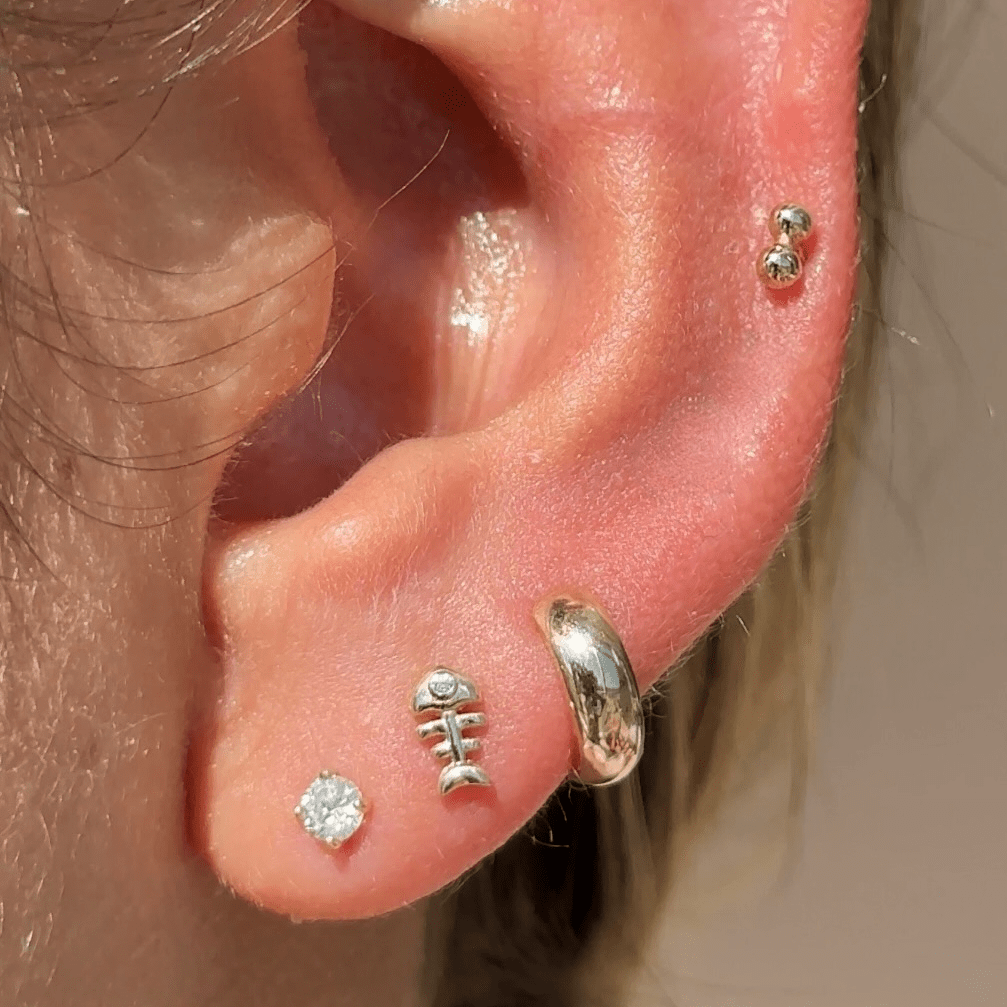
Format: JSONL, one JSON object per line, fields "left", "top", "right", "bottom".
{"left": 295, "top": 773, "right": 365, "bottom": 847}
{"left": 428, "top": 670, "right": 458, "bottom": 700}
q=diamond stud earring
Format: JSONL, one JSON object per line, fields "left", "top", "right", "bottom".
{"left": 757, "top": 203, "right": 814, "bottom": 289}
{"left": 413, "top": 667, "right": 491, "bottom": 795}
{"left": 294, "top": 771, "right": 367, "bottom": 848}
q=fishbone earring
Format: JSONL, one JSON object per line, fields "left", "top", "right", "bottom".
{"left": 413, "top": 667, "right": 492, "bottom": 795}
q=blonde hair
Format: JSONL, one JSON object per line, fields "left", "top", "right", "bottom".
{"left": 425, "top": 2, "right": 921, "bottom": 1003}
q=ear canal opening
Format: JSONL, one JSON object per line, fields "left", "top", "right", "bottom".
{"left": 212, "top": 2, "right": 545, "bottom": 526}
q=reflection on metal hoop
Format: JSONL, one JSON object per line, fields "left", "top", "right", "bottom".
{"left": 534, "top": 594, "right": 644, "bottom": 787}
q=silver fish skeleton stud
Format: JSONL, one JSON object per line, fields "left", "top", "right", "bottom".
{"left": 757, "top": 203, "right": 814, "bottom": 289}
{"left": 534, "top": 594, "right": 645, "bottom": 787}
{"left": 413, "top": 667, "right": 491, "bottom": 795}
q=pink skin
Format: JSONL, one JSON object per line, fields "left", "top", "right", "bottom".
{"left": 0, "top": 0, "right": 867, "bottom": 999}
{"left": 196, "top": 0, "right": 867, "bottom": 918}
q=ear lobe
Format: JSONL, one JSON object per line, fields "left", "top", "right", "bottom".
{"left": 191, "top": 0, "right": 868, "bottom": 920}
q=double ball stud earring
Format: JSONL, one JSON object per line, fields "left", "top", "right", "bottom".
{"left": 757, "top": 203, "right": 814, "bottom": 290}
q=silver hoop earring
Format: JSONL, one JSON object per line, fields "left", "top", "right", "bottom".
{"left": 534, "top": 594, "right": 644, "bottom": 787}
{"left": 757, "top": 202, "right": 813, "bottom": 289}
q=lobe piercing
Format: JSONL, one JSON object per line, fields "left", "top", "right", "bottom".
{"left": 757, "top": 203, "right": 814, "bottom": 289}
{"left": 534, "top": 594, "right": 645, "bottom": 787}
{"left": 294, "top": 771, "right": 367, "bottom": 848}
{"left": 413, "top": 668, "right": 491, "bottom": 795}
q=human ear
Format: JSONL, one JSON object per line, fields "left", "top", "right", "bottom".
{"left": 190, "top": 0, "right": 869, "bottom": 920}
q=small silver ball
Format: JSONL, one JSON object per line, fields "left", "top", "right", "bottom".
{"left": 770, "top": 203, "right": 813, "bottom": 243}
{"left": 758, "top": 244, "right": 803, "bottom": 289}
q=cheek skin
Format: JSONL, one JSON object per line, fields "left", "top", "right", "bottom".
{"left": 3, "top": 21, "right": 350, "bottom": 529}
{"left": 0, "top": 20, "right": 429, "bottom": 1002}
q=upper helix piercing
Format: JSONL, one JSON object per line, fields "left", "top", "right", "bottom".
{"left": 757, "top": 203, "right": 814, "bottom": 290}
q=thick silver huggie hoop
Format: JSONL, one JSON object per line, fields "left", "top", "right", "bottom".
{"left": 534, "top": 594, "right": 645, "bottom": 787}
{"left": 757, "top": 202, "right": 814, "bottom": 289}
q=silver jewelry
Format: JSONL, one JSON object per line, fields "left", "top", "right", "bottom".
{"left": 294, "top": 771, "right": 366, "bottom": 848}
{"left": 534, "top": 594, "right": 644, "bottom": 787}
{"left": 757, "top": 203, "right": 814, "bottom": 289}
{"left": 413, "top": 668, "right": 491, "bottom": 795}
